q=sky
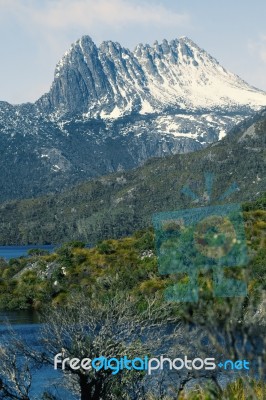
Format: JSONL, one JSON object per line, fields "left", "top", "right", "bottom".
{"left": 0, "top": 0, "right": 266, "bottom": 104}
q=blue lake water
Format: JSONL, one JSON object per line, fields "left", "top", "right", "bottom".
{"left": 0, "top": 246, "right": 80, "bottom": 398}
{"left": 0, "top": 245, "right": 73, "bottom": 398}
{"left": 0, "top": 311, "right": 77, "bottom": 399}
{"left": 0, "top": 245, "right": 55, "bottom": 260}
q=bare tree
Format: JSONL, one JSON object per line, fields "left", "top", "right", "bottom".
{"left": 177, "top": 280, "right": 266, "bottom": 398}
{"left": 6, "top": 293, "right": 186, "bottom": 400}
{"left": 0, "top": 335, "right": 32, "bottom": 400}
{"left": 2, "top": 286, "right": 263, "bottom": 400}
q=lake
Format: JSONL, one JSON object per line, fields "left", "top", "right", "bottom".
{"left": 0, "top": 245, "right": 55, "bottom": 260}
{"left": 0, "top": 243, "right": 77, "bottom": 398}
{"left": 0, "top": 309, "right": 40, "bottom": 324}
{"left": 0, "top": 310, "right": 77, "bottom": 399}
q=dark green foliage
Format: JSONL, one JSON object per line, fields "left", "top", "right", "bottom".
{"left": 243, "top": 194, "right": 266, "bottom": 211}
{"left": 27, "top": 248, "right": 50, "bottom": 256}
{"left": 65, "top": 241, "right": 86, "bottom": 249}
{"left": 96, "top": 241, "right": 116, "bottom": 254}
{"left": 133, "top": 228, "right": 155, "bottom": 252}
{"left": 0, "top": 110, "right": 265, "bottom": 246}
{"left": 56, "top": 246, "right": 73, "bottom": 268}
{"left": 0, "top": 196, "right": 265, "bottom": 311}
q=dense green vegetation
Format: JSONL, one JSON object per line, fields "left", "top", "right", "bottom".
{"left": 0, "top": 110, "right": 265, "bottom": 245}
{"left": 0, "top": 197, "right": 265, "bottom": 311}
{"left": 0, "top": 197, "right": 265, "bottom": 400}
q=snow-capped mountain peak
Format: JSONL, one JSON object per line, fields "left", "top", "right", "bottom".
{"left": 37, "top": 35, "right": 266, "bottom": 120}
{"left": 1, "top": 35, "right": 266, "bottom": 203}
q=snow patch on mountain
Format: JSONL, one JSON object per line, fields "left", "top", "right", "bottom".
{"left": 38, "top": 36, "right": 266, "bottom": 121}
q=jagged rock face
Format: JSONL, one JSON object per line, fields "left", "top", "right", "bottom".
{"left": 1, "top": 36, "right": 266, "bottom": 203}
{"left": 37, "top": 36, "right": 266, "bottom": 118}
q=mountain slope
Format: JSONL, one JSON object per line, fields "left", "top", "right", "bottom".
{"left": 37, "top": 36, "right": 266, "bottom": 117}
{"left": 1, "top": 36, "right": 266, "bottom": 203}
{"left": 0, "top": 109, "right": 265, "bottom": 245}
{"left": 0, "top": 101, "right": 204, "bottom": 202}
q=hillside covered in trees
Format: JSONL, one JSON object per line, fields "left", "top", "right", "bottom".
{"left": 0, "top": 110, "right": 265, "bottom": 246}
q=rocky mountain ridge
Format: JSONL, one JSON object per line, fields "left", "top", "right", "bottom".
{"left": 37, "top": 36, "right": 266, "bottom": 118}
{"left": 1, "top": 36, "right": 266, "bottom": 202}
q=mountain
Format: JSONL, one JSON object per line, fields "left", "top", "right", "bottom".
{"left": 0, "top": 108, "right": 265, "bottom": 245}
{"left": 1, "top": 36, "right": 266, "bottom": 203}
{"left": 38, "top": 36, "right": 266, "bottom": 117}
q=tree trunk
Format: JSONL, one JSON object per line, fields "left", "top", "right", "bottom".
{"left": 80, "top": 374, "right": 92, "bottom": 400}
{"left": 79, "top": 374, "right": 104, "bottom": 400}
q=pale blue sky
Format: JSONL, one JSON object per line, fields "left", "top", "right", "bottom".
{"left": 1, "top": 0, "right": 266, "bottom": 104}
